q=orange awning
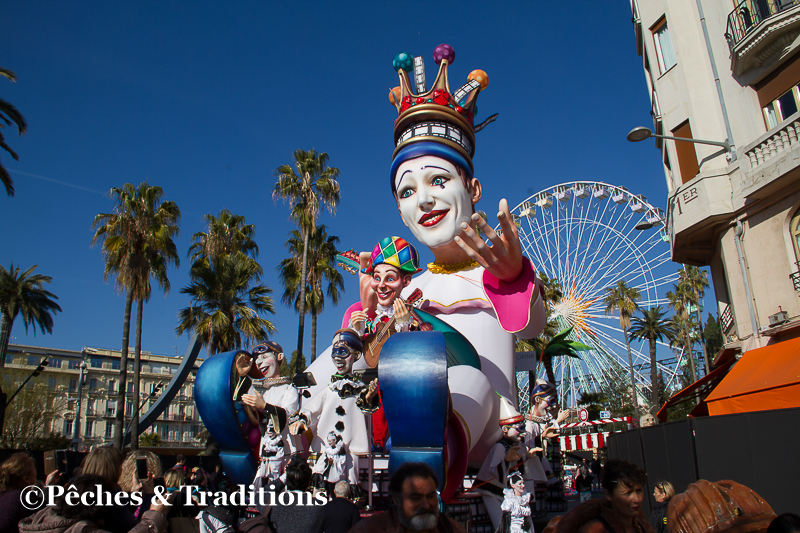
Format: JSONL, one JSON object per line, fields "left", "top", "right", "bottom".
{"left": 704, "top": 337, "right": 800, "bottom": 416}
{"left": 655, "top": 360, "right": 734, "bottom": 422}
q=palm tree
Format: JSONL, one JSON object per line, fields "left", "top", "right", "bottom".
{"left": 91, "top": 182, "right": 180, "bottom": 450}
{"left": 273, "top": 149, "right": 341, "bottom": 364}
{"left": 0, "top": 263, "right": 61, "bottom": 369}
{"left": 277, "top": 226, "right": 344, "bottom": 360}
{"left": 628, "top": 306, "right": 677, "bottom": 414}
{"left": 667, "top": 282, "right": 697, "bottom": 384}
{"left": 679, "top": 266, "right": 710, "bottom": 372}
{"left": 0, "top": 67, "right": 27, "bottom": 197}
{"left": 188, "top": 209, "right": 259, "bottom": 268}
{"left": 176, "top": 254, "right": 277, "bottom": 355}
{"left": 604, "top": 280, "right": 641, "bottom": 419}
{"left": 518, "top": 272, "right": 563, "bottom": 391}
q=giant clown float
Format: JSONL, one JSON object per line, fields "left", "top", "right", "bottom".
{"left": 194, "top": 43, "right": 548, "bottom": 520}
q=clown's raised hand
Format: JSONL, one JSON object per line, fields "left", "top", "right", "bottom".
{"left": 454, "top": 198, "right": 523, "bottom": 283}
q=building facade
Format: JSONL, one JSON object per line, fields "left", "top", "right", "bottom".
{"left": 629, "top": 0, "right": 800, "bottom": 360}
{"left": 3, "top": 343, "right": 205, "bottom": 449}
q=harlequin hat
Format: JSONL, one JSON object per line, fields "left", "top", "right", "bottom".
{"left": 388, "top": 44, "right": 497, "bottom": 190}
{"left": 332, "top": 328, "right": 363, "bottom": 353}
{"left": 499, "top": 396, "right": 524, "bottom": 426}
{"left": 363, "top": 236, "right": 422, "bottom": 275}
{"left": 531, "top": 379, "right": 557, "bottom": 402}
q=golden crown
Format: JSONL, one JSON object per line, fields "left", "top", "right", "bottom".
{"left": 388, "top": 44, "right": 495, "bottom": 165}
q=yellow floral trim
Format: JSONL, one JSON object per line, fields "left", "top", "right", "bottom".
{"left": 427, "top": 259, "right": 480, "bottom": 274}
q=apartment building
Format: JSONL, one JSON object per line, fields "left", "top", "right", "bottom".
{"left": 3, "top": 343, "right": 205, "bottom": 449}
{"left": 629, "top": 0, "right": 800, "bottom": 364}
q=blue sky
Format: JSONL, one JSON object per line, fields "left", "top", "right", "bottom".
{"left": 1, "top": 2, "right": 682, "bottom": 360}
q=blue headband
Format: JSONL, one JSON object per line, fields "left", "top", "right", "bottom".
{"left": 390, "top": 141, "right": 474, "bottom": 195}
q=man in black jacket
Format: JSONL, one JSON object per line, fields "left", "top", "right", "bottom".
{"left": 320, "top": 481, "right": 361, "bottom": 533}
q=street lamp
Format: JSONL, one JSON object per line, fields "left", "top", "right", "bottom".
{"left": 72, "top": 348, "right": 92, "bottom": 451}
{"left": 626, "top": 126, "right": 731, "bottom": 152}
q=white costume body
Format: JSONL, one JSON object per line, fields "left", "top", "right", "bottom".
{"left": 524, "top": 414, "right": 558, "bottom": 490}
{"left": 251, "top": 380, "right": 300, "bottom": 455}
{"left": 304, "top": 264, "right": 545, "bottom": 468}
{"left": 298, "top": 376, "right": 374, "bottom": 485}
{"left": 256, "top": 432, "right": 284, "bottom": 481}
{"left": 501, "top": 489, "right": 532, "bottom": 533}
{"left": 477, "top": 439, "right": 522, "bottom": 529}
{"left": 313, "top": 439, "right": 347, "bottom": 484}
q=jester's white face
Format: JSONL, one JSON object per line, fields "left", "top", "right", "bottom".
{"left": 394, "top": 155, "right": 478, "bottom": 250}
{"left": 331, "top": 341, "right": 359, "bottom": 374}
{"left": 254, "top": 348, "right": 281, "bottom": 379}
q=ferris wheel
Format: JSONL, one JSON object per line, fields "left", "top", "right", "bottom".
{"left": 506, "top": 181, "right": 680, "bottom": 412}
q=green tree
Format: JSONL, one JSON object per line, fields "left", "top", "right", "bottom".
{"left": 628, "top": 306, "right": 677, "bottom": 414}
{"left": 578, "top": 391, "right": 608, "bottom": 421}
{"left": 667, "top": 282, "right": 697, "bottom": 384}
{"left": 91, "top": 182, "right": 181, "bottom": 450}
{"left": 604, "top": 280, "right": 641, "bottom": 419}
{"left": 273, "top": 149, "right": 341, "bottom": 364}
{"left": 277, "top": 226, "right": 344, "bottom": 360}
{"left": 188, "top": 209, "right": 259, "bottom": 268}
{"left": 139, "top": 432, "right": 162, "bottom": 447}
{"left": 176, "top": 254, "right": 276, "bottom": 355}
{"left": 679, "top": 266, "right": 710, "bottom": 372}
{"left": 281, "top": 349, "right": 307, "bottom": 378}
{"left": 1, "top": 381, "right": 67, "bottom": 449}
{"left": 0, "top": 264, "right": 61, "bottom": 371}
{"left": 0, "top": 67, "right": 27, "bottom": 197}
{"left": 517, "top": 272, "right": 563, "bottom": 391}
{"left": 704, "top": 313, "right": 723, "bottom": 358}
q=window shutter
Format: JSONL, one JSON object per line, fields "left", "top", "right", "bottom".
{"left": 756, "top": 52, "right": 800, "bottom": 107}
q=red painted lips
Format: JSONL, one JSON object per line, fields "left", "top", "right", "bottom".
{"left": 418, "top": 209, "right": 449, "bottom": 227}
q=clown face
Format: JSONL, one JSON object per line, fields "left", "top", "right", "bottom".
{"left": 394, "top": 155, "right": 480, "bottom": 250}
{"left": 502, "top": 421, "right": 526, "bottom": 442}
{"left": 331, "top": 341, "right": 359, "bottom": 374}
{"left": 253, "top": 346, "right": 282, "bottom": 379}
{"left": 533, "top": 394, "right": 558, "bottom": 418}
{"left": 370, "top": 264, "right": 411, "bottom": 307}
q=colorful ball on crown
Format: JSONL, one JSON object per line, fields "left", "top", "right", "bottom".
{"left": 393, "top": 52, "right": 414, "bottom": 73}
{"left": 433, "top": 43, "right": 455, "bottom": 65}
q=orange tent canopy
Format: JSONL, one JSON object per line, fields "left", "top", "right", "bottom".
{"left": 704, "top": 336, "right": 800, "bottom": 416}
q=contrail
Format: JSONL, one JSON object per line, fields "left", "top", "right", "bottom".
{"left": 9, "top": 169, "right": 107, "bottom": 196}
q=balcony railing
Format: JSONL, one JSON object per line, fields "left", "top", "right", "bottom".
{"left": 726, "top": 0, "right": 800, "bottom": 49}
{"left": 791, "top": 269, "right": 800, "bottom": 291}
{"left": 720, "top": 304, "right": 735, "bottom": 333}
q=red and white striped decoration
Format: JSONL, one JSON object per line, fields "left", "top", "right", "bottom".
{"left": 561, "top": 416, "right": 632, "bottom": 429}
{"left": 559, "top": 431, "right": 612, "bottom": 451}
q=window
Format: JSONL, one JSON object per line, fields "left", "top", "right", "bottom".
{"left": 672, "top": 121, "right": 700, "bottom": 184}
{"left": 85, "top": 420, "right": 94, "bottom": 437}
{"left": 763, "top": 86, "right": 800, "bottom": 129}
{"left": 161, "top": 425, "right": 169, "bottom": 439}
{"left": 64, "top": 419, "right": 73, "bottom": 436}
{"left": 69, "top": 379, "right": 77, "bottom": 393}
{"left": 125, "top": 402, "right": 133, "bottom": 417}
{"left": 89, "top": 379, "right": 98, "bottom": 390}
{"left": 108, "top": 380, "right": 116, "bottom": 393}
{"left": 68, "top": 360, "right": 80, "bottom": 370}
{"left": 106, "top": 400, "right": 116, "bottom": 417}
{"left": 105, "top": 423, "right": 113, "bottom": 438}
{"left": 127, "top": 382, "right": 134, "bottom": 393}
{"left": 111, "top": 360, "right": 120, "bottom": 370}
{"left": 90, "top": 358, "right": 102, "bottom": 368}
{"left": 27, "top": 356, "right": 40, "bottom": 366}
{"left": 50, "top": 358, "right": 62, "bottom": 369}
{"left": 652, "top": 17, "right": 676, "bottom": 74}
{"left": 5, "top": 355, "right": 13, "bottom": 365}
{"left": 48, "top": 377, "right": 56, "bottom": 390}
{"left": 86, "top": 399, "right": 95, "bottom": 416}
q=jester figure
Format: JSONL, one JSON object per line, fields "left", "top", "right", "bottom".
{"left": 524, "top": 379, "right": 569, "bottom": 491}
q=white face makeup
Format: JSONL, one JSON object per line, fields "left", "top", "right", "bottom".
{"left": 394, "top": 155, "right": 476, "bottom": 249}
{"left": 256, "top": 350, "right": 281, "bottom": 379}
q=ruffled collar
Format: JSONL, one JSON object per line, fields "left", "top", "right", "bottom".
{"left": 374, "top": 304, "right": 394, "bottom": 321}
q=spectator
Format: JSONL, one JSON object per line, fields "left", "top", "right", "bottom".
{"left": 348, "top": 462, "right": 467, "bottom": 533}
{"left": 119, "top": 451, "right": 163, "bottom": 492}
{"left": 0, "top": 452, "right": 51, "bottom": 533}
{"left": 576, "top": 459, "right": 652, "bottom": 533}
{"left": 590, "top": 458, "right": 601, "bottom": 491}
{"left": 81, "top": 446, "right": 138, "bottom": 533}
{"left": 648, "top": 480, "right": 675, "bottom": 533}
{"left": 320, "top": 480, "right": 360, "bottom": 533}
{"left": 19, "top": 473, "right": 172, "bottom": 533}
{"left": 768, "top": 513, "right": 800, "bottom": 533}
{"left": 174, "top": 454, "right": 188, "bottom": 474}
{"left": 575, "top": 466, "right": 594, "bottom": 503}
{"left": 188, "top": 466, "right": 209, "bottom": 505}
{"left": 269, "top": 456, "right": 324, "bottom": 533}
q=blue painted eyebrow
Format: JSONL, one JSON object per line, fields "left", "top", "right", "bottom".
{"left": 397, "top": 165, "right": 452, "bottom": 189}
